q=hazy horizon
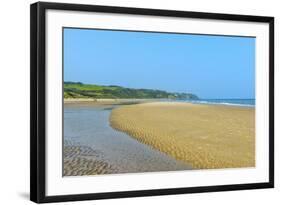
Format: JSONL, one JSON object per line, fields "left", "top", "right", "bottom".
{"left": 64, "top": 28, "right": 255, "bottom": 99}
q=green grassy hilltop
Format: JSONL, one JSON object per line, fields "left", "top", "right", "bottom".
{"left": 64, "top": 82, "right": 199, "bottom": 100}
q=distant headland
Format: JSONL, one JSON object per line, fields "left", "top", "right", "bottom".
{"left": 64, "top": 81, "right": 199, "bottom": 100}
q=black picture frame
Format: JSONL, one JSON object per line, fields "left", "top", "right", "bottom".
{"left": 30, "top": 1, "right": 274, "bottom": 203}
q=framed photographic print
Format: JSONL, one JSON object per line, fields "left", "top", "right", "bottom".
{"left": 30, "top": 1, "right": 274, "bottom": 203}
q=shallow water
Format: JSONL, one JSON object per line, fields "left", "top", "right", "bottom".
{"left": 64, "top": 104, "right": 191, "bottom": 175}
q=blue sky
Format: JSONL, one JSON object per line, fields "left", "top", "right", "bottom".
{"left": 64, "top": 28, "right": 255, "bottom": 99}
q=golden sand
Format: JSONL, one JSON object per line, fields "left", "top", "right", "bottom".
{"left": 110, "top": 102, "right": 255, "bottom": 169}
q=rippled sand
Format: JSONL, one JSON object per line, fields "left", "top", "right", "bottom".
{"left": 110, "top": 102, "right": 255, "bottom": 169}
{"left": 64, "top": 140, "right": 117, "bottom": 176}
{"left": 63, "top": 104, "right": 191, "bottom": 176}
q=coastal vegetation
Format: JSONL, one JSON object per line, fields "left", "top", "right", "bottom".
{"left": 64, "top": 82, "right": 199, "bottom": 100}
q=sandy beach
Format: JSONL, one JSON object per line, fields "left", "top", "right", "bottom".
{"left": 110, "top": 102, "right": 255, "bottom": 169}
{"left": 64, "top": 140, "right": 117, "bottom": 176}
{"left": 63, "top": 102, "right": 191, "bottom": 176}
{"left": 64, "top": 98, "right": 158, "bottom": 106}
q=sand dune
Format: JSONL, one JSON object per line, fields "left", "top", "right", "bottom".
{"left": 110, "top": 102, "right": 255, "bottom": 169}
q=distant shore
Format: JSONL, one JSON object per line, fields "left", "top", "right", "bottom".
{"left": 110, "top": 102, "right": 255, "bottom": 169}
{"left": 64, "top": 98, "right": 164, "bottom": 106}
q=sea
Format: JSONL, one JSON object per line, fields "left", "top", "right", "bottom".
{"left": 182, "top": 99, "right": 255, "bottom": 107}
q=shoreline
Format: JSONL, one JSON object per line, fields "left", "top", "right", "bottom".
{"left": 64, "top": 98, "right": 255, "bottom": 108}
{"left": 63, "top": 103, "right": 191, "bottom": 176}
{"left": 64, "top": 98, "right": 161, "bottom": 106}
{"left": 110, "top": 102, "right": 255, "bottom": 169}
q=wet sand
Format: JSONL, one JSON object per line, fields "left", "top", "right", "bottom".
{"left": 64, "top": 103, "right": 191, "bottom": 176}
{"left": 110, "top": 102, "right": 255, "bottom": 169}
{"left": 64, "top": 140, "right": 116, "bottom": 176}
